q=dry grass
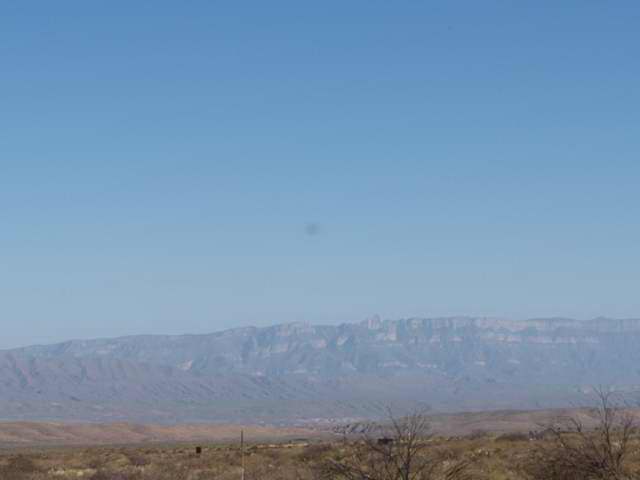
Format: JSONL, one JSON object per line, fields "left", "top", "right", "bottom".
{"left": 2, "top": 434, "right": 640, "bottom": 480}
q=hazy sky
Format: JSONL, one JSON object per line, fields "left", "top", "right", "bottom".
{"left": 2, "top": 2, "right": 639, "bottom": 349}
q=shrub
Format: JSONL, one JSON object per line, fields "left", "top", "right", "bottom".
{"left": 0, "top": 455, "right": 40, "bottom": 479}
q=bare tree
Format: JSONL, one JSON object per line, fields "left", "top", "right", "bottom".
{"left": 523, "top": 388, "right": 638, "bottom": 480}
{"left": 318, "top": 408, "right": 469, "bottom": 480}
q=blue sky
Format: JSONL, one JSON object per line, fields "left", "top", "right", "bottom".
{"left": 1, "top": 1, "right": 639, "bottom": 348}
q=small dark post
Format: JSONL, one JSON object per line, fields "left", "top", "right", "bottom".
{"left": 241, "top": 429, "right": 245, "bottom": 480}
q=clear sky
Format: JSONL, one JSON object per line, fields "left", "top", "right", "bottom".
{"left": 1, "top": 1, "right": 639, "bottom": 349}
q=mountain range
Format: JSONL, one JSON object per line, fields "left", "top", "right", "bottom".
{"left": 2, "top": 316, "right": 640, "bottom": 424}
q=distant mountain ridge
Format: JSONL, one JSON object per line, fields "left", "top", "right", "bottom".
{"left": 2, "top": 316, "right": 640, "bottom": 423}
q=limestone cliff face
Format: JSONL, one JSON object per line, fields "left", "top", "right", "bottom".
{"left": 14, "top": 317, "right": 640, "bottom": 377}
